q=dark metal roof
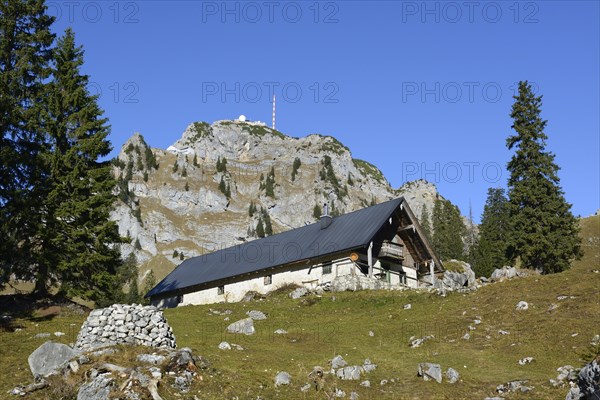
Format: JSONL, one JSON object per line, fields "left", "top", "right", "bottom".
{"left": 146, "top": 197, "right": 405, "bottom": 298}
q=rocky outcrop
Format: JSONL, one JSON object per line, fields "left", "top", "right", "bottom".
{"left": 75, "top": 304, "right": 176, "bottom": 351}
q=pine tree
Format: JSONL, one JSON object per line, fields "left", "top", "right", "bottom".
{"left": 181, "top": 166, "right": 187, "bottom": 177}
{"left": 291, "top": 157, "right": 301, "bottom": 181}
{"left": 37, "top": 28, "right": 124, "bottom": 301}
{"left": 262, "top": 208, "right": 273, "bottom": 236}
{"left": 172, "top": 250, "right": 179, "bottom": 258}
{"left": 420, "top": 205, "right": 432, "bottom": 242}
{"left": 192, "top": 153, "right": 198, "bottom": 167}
{"left": 173, "top": 160, "right": 179, "bottom": 173}
{"left": 248, "top": 201, "right": 256, "bottom": 217}
{"left": 472, "top": 188, "right": 510, "bottom": 277}
{"left": 184, "top": 181, "right": 189, "bottom": 191}
{"left": 506, "top": 81, "right": 582, "bottom": 273}
{"left": 0, "top": 0, "right": 55, "bottom": 290}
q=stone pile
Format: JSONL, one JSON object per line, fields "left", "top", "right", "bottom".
{"left": 75, "top": 304, "right": 176, "bottom": 350}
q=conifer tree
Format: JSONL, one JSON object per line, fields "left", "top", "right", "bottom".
{"left": 432, "top": 198, "right": 466, "bottom": 261}
{"left": 420, "top": 205, "right": 432, "bottom": 242}
{"left": 256, "top": 218, "right": 265, "bottom": 238}
{"left": 0, "top": 0, "right": 55, "bottom": 289}
{"left": 506, "top": 81, "right": 582, "bottom": 273}
{"left": 38, "top": 28, "right": 123, "bottom": 300}
{"left": 471, "top": 188, "right": 510, "bottom": 277}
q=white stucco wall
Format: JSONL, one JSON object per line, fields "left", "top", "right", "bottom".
{"left": 152, "top": 256, "right": 422, "bottom": 308}
{"left": 180, "top": 257, "right": 356, "bottom": 306}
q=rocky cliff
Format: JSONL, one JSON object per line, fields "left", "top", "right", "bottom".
{"left": 110, "top": 119, "right": 443, "bottom": 282}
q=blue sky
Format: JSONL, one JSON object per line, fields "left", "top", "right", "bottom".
{"left": 49, "top": 1, "right": 599, "bottom": 221}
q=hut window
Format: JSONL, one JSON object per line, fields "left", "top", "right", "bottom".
{"left": 217, "top": 285, "right": 225, "bottom": 295}
{"left": 322, "top": 263, "right": 332, "bottom": 274}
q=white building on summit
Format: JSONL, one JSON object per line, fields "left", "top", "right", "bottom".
{"left": 146, "top": 197, "right": 443, "bottom": 307}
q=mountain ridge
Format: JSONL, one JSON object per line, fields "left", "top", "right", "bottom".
{"left": 110, "top": 119, "right": 445, "bottom": 282}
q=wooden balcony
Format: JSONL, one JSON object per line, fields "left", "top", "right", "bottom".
{"left": 378, "top": 241, "right": 404, "bottom": 261}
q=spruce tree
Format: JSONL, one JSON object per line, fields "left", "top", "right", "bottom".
{"left": 432, "top": 198, "right": 466, "bottom": 261}
{"left": 506, "top": 81, "right": 582, "bottom": 273}
{"left": 39, "top": 28, "right": 124, "bottom": 301}
{"left": 472, "top": 188, "right": 510, "bottom": 277}
{"left": 0, "top": 0, "right": 55, "bottom": 289}
{"left": 256, "top": 218, "right": 265, "bottom": 238}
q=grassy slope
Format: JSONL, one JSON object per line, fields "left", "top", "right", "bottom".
{"left": 0, "top": 215, "right": 598, "bottom": 399}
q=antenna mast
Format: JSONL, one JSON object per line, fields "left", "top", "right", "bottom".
{"left": 272, "top": 94, "right": 276, "bottom": 130}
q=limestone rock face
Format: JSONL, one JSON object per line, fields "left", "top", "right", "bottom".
{"left": 111, "top": 121, "right": 448, "bottom": 283}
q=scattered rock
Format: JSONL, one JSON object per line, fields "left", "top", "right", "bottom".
{"left": 274, "top": 329, "right": 287, "bottom": 334}
{"left": 496, "top": 380, "right": 533, "bottom": 393}
{"left": 54, "top": 332, "right": 65, "bottom": 337}
{"left": 418, "top": 363, "right": 442, "bottom": 383}
{"left": 548, "top": 303, "right": 559, "bottom": 311}
{"left": 557, "top": 295, "right": 569, "bottom": 301}
{"left": 446, "top": 367, "right": 460, "bottom": 383}
{"left": 33, "top": 333, "right": 50, "bottom": 339}
{"left": 330, "top": 355, "right": 347, "bottom": 369}
{"left": 289, "top": 287, "right": 308, "bottom": 299}
{"left": 218, "top": 341, "right": 231, "bottom": 350}
{"left": 137, "top": 353, "right": 166, "bottom": 365}
{"left": 380, "top": 379, "right": 388, "bottom": 386}
{"left": 77, "top": 373, "right": 113, "bottom": 400}
{"left": 368, "top": 330, "right": 375, "bottom": 337}
{"left": 350, "top": 391, "right": 359, "bottom": 400}
{"left": 274, "top": 371, "right": 291, "bottom": 386}
{"left": 300, "top": 383, "right": 311, "bottom": 392}
{"left": 462, "top": 333, "right": 470, "bottom": 340}
{"left": 231, "top": 343, "right": 244, "bottom": 351}
{"left": 516, "top": 301, "right": 529, "bottom": 310}
{"left": 410, "top": 335, "right": 434, "bottom": 348}
{"left": 403, "top": 304, "right": 412, "bottom": 310}
{"left": 28, "top": 341, "right": 78, "bottom": 378}
{"left": 226, "top": 318, "right": 255, "bottom": 335}
{"left": 498, "top": 330, "right": 510, "bottom": 335}
{"left": 576, "top": 357, "right": 600, "bottom": 399}
{"left": 336, "top": 365, "right": 363, "bottom": 380}
{"left": 362, "top": 359, "right": 377, "bottom": 373}
{"left": 518, "top": 357, "right": 534, "bottom": 365}
{"left": 491, "top": 266, "right": 517, "bottom": 282}
{"left": 335, "top": 388, "right": 346, "bottom": 397}
{"left": 360, "top": 380, "right": 370, "bottom": 387}
{"left": 246, "top": 310, "right": 267, "bottom": 320}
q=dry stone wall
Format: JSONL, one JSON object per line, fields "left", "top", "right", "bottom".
{"left": 75, "top": 304, "right": 176, "bottom": 350}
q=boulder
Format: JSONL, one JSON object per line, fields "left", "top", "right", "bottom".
{"left": 418, "top": 363, "right": 442, "bottom": 383}
{"left": 289, "top": 287, "right": 308, "bottom": 299}
{"left": 218, "top": 341, "right": 231, "bottom": 350}
{"left": 330, "top": 355, "right": 347, "bottom": 369}
{"left": 491, "top": 266, "right": 517, "bottom": 281}
{"left": 275, "top": 371, "right": 291, "bottom": 386}
{"left": 226, "top": 318, "right": 255, "bottom": 335}
{"left": 77, "top": 374, "right": 113, "bottom": 400}
{"left": 446, "top": 367, "right": 460, "bottom": 383}
{"left": 246, "top": 310, "right": 267, "bottom": 320}
{"left": 336, "top": 365, "right": 363, "bottom": 380}
{"left": 577, "top": 358, "right": 600, "bottom": 399}
{"left": 28, "top": 341, "right": 78, "bottom": 378}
